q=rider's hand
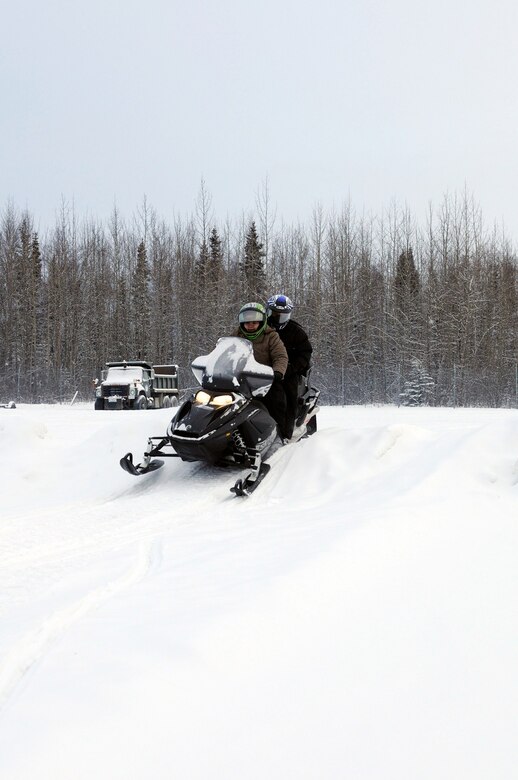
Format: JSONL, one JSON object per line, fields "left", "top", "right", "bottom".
{"left": 274, "top": 370, "right": 283, "bottom": 381}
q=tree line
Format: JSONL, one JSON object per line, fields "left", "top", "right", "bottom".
{"left": 1, "top": 191, "right": 517, "bottom": 407}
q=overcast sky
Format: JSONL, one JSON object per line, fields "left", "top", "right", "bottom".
{"left": 2, "top": 0, "right": 518, "bottom": 240}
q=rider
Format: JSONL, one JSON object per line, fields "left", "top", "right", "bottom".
{"left": 266, "top": 294, "right": 313, "bottom": 439}
{"left": 236, "top": 301, "right": 288, "bottom": 435}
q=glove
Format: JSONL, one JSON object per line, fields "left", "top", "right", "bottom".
{"left": 274, "top": 371, "right": 283, "bottom": 381}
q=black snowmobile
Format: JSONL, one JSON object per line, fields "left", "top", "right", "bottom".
{"left": 120, "top": 337, "right": 319, "bottom": 496}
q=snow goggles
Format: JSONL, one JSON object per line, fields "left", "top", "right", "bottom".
{"left": 239, "top": 310, "right": 264, "bottom": 323}
{"left": 267, "top": 310, "right": 291, "bottom": 324}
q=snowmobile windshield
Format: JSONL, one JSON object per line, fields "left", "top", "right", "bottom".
{"left": 192, "top": 337, "right": 274, "bottom": 397}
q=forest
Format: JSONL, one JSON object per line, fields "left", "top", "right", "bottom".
{"left": 1, "top": 188, "right": 517, "bottom": 407}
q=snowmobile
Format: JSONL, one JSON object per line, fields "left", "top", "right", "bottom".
{"left": 120, "top": 337, "right": 319, "bottom": 496}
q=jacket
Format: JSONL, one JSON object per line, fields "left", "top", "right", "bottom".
{"left": 269, "top": 318, "right": 312, "bottom": 375}
{"left": 235, "top": 326, "right": 288, "bottom": 377}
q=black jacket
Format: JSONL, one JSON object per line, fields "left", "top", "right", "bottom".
{"left": 268, "top": 318, "right": 312, "bottom": 376}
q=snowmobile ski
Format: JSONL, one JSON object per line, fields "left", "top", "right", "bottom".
{"left": 119, "top": 452, "right": 165, "bottom": 476}
{"left": 230, "top": 462, "right": 271, "bottom": 497}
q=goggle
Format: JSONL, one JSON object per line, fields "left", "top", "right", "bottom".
{"left": 268, "top": 310, "right": 291, "bottom": 323}
{"left": 239, "top": 310, "right": 264, "bottom": 323}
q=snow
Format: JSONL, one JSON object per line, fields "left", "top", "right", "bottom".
{"left": 1, "top": 402, "right": 517, "bottom": 779}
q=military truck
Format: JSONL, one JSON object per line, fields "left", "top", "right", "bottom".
{"left": 94, "top": 361, "right": 179, "bottom": 410}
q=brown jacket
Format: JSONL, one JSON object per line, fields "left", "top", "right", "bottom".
{"left": 235, "top": 326, "right": 288, "bottom": 377}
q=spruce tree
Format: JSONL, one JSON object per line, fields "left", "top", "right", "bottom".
{"left": 209, "top": 227, "right": 223, "bottom": 282}
{"left": 16, "top": 217, "right": 32, "bottom": 394}
{"left": 400, "top": 358, "right": 435, "bottom": 406}
{"left": 132, "top": 240, "right": 150, "bottom": 360}
{"left": 394, "top": 247, "right": 420, "bottom": 316}
{"left": 393, "top": 246, "right": 423, "bottom": 384}
{"left": 240, "top": 221, "right": 265, "bottom": 300}
{"left": 29, "top": 232, "right": 42, "bottom": 400}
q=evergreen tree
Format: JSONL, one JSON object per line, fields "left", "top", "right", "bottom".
{"left": 400, "top": 358, "right": 435, "bottom": 406}
{"left": 209, "top": 227, "right": 223, "bottom": 282}
{"left": 15, "top": 217, "right": 33, "bottom": 392}
{"left": 240, "top": 221, "right": 265, "bottom": 299}
{"left": 206, "top": 227, "right": 229, "bottom": 344}
{"left": 149, "top": 224, "right": 174, "bottom": 364}
{"left": 131, "top": 240, "right": 150, "bottom": 360}
{"left": 0, "top": 206, "right": 21, "bottom": 397}
{"left": 394, "top": 247, "right": 420, "bottom": 316}
{"left": 29, "top": 231, "right": 42, "bottom": 400}
{"left": 392, "top": 246, "right": 423, "bottom": 384}
{"left": 109, "top": 207, "right": 131, "bottom": 361}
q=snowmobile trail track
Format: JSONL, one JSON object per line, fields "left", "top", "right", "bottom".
{"left": 0, "top": 486, "right": 229, "bottom": 576}
{"left": 0, "top": 539, "right": 160, "bottom": 712}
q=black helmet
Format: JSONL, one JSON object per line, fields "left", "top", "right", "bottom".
{"left": 238, "top": 302, "right": 267, "bottom": 340}
{"left": 267, "top": 294, "right": 293, "bottom": 330}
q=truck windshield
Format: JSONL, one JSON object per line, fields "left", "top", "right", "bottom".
{"left": 105, "top": 367, "right": 143, "bottom": 383}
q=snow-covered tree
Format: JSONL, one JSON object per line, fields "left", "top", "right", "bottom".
{"left": 400, "top": 358, "right": 435, "bottom": 406}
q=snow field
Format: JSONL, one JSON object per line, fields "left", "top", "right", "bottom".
{"left": 0, "top": 403, "right": 517, "bottom": 779}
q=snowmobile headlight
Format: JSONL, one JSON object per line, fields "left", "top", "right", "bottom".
{"left": 195, "top": 390, "right": 212, "bottom": 406}
{"left": 210, "top": 394, "right": 234, "bottom": 408}
{"left": 194, "top": 391, "right": 235, "bottom": 408}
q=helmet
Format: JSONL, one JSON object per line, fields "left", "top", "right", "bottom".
{"left": 238, "top": 302, "right": 267, "bottom": 340}
{"left": 267, "top": 294, "right": 293, "bottom": 330}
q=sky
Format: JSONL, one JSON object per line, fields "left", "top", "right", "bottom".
{"left": 1, "top": 402, "right": 518, "bottom": 778}
{"left": 2, "top": 0, "right": 518, "bottom": 240}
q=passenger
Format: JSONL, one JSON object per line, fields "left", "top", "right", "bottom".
{"left": 236, "top": 302, "right": 288, "bottom": 435}
{"left": 266, "top": 294, "right": 313, "bottom": 439}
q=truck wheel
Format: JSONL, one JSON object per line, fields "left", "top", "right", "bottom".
{"left": 162, "top": 395, "right": 172, "bottom": 408}
{"left": 94, "top": 398, "right": 104, "bottom": 410}
{"left": 135, "top": 395, "right": 148, "bottom": 410}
